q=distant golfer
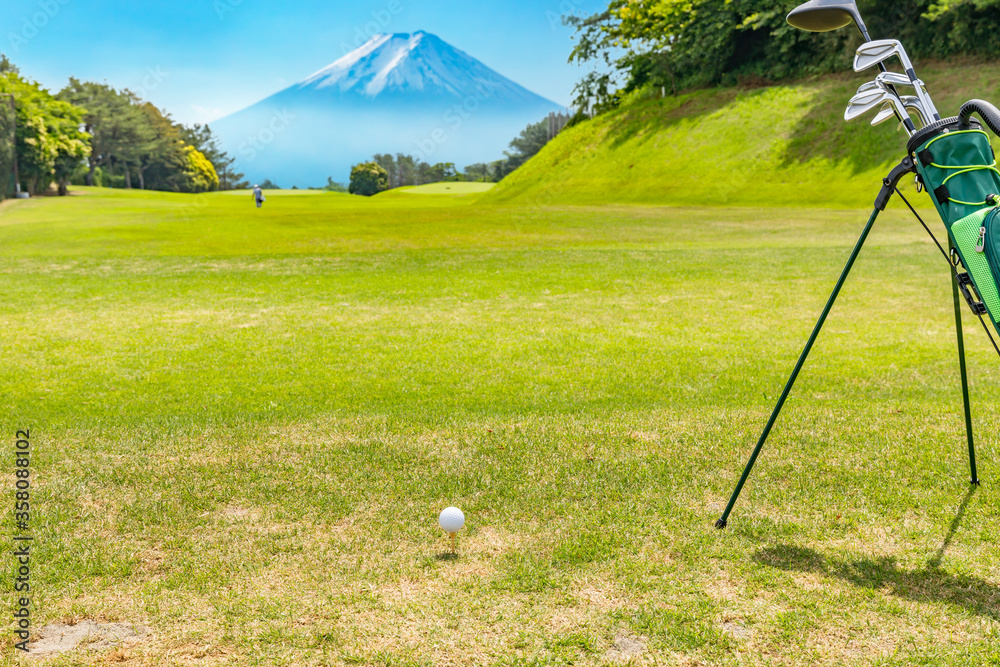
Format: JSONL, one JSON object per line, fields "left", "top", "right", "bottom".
{"left": 252, "top": 184, "right": 266, "bottom": 209}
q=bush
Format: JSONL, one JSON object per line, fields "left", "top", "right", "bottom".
{"left": 349, "top": 162, "right": 389, "bottom": 197}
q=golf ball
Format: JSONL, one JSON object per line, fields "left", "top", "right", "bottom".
{"left": 438, "top": 506, "right": 465, "bottom": 533}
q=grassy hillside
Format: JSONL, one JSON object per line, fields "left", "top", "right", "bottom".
{"left": 488, "top": 60, "right": 1000, "bottom": 208}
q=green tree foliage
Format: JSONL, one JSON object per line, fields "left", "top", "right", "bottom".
{"left": 503, "top": 118, "right": 552, "bottom": 172}
{"left": 349, "top": 162, "right": 389, "bottom": 196}
{"left": 324, "top": 177, "right": 348, "bottom": 192}
{"left": 182, "top": 123, "right": 247, "bottom": 190}
{"left": 568, "top": 0, "right": 1000, "bottom": 112}
{"left": 181, "top": 145, "right": 220, "bottom": 193}
{"left": 57, "top": 78, "right": 229, "bottom": 193}
{"left": 369, "top": 153, "right": 461, "bottom": 188}
{"left": 258, "top": 178, "right": 280, "bottom": 189}
{"left": 0, "top": 67, "right": 89, "bottom": 197}
{"left": 362, "top": 115, "right": 566, "bottom": 189}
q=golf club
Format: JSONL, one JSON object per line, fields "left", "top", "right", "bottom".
{"left": 855, "top": 39, "right": 941, "bottom": 121}
{"left": 856, "top": 80, "right": 879, "bottom": 95}
{"left": 870, "top": 102, "right": 897, "bottom": 127}
{"left": 866, "top": 76, "right": 931, "bottom": 126}
{"left": 847, "top": 88, "right": 885, "bottom": 108}
{"left": 845, "top": 89, "right": 914, "bottom": 134}
{"left": 786, "top": 1, "right": 917, "bottom": 133}
{"left": 899, "top": 95, "right": 931, "bottom": 126}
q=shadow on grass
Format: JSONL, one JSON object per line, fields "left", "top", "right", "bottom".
{"left": 601, "top": 88, "right": 746, "bottom": 151}
{"left": 435, "top": 552, "right": 459, "bottom": 562}
{"left": 781, "top": 72, "right": 905, "bottom": 175}
{"left": 753, "top": 489, "right": 998, "bottom": 620}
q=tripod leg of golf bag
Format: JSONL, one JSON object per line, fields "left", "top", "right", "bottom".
{"left": 715, "top": 157, "right": 916, "bottom": 529}
{"left": 949, "top": 238, "right": 980, "bottom": 486}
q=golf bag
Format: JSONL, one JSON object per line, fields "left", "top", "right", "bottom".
{"left": 715, "top": 0, "right": 1000, "bottom": 529}
{"left": 911, "top": 110, "right": 1000, "bottom": 335}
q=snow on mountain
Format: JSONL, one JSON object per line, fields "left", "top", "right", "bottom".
{"left": 295, "top": 32, "right": 541, "bottom": 103}
{"left": 210, "top": 32, "right": 563, "bottom": 187}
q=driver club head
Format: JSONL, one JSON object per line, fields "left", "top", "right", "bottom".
{"left": 787, "top": 0, "right": 870, "bottom": 39}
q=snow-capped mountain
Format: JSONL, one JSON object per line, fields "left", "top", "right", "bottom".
{"left": 211, "top": 32, "right": 563, "bottom": 187}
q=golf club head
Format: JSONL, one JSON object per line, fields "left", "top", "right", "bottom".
{"left": 870, "top": 103, "right": 897, "bottom": 127}
{"left": 856, "top": 80, "right": 879, "bottom": 95}
{"left": 875, "top": 71, "right": 913, "bottom": 87}
{"left": 874, "top": 67, "right": 940, "bottom": 121}
{"left": 854, "top": 39, "right": 904, "bottom": 73}
{"left": 900, "top": 95, "right": 931, "bottom": 125}
{"left": 787, "top": 0, "right": 865, "bottom": 33}
{"left": 845, "top": 91, "right": 891, "bottom": 121}
{"left": 848, "top": 88, "right": 887, "bottom": 108}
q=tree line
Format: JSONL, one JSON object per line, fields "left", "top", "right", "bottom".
{"left": 0, "top": 55, "right": 245, "bottom": 199}
{"left": 348, "top": 114, "right": 569, "bottom": 196}
{"left": 568, "top": 0, "right": 1000, "bottom": 114}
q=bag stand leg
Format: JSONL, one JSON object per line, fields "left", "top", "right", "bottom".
{"left": 949, "top": 238, "right": 980, "bottom": 486}
{"left": 715, "top": 156, "right": 917, "bottom": 530}
{"left": 715, "top": 206, "right": 881, "bottom": 529}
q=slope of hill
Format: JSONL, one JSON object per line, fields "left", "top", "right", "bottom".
{"left": 211, "top": 32, "right": 562, "bottom": 188}
{"left": 486, "top": 60, "right": 1000, "bottom": 209}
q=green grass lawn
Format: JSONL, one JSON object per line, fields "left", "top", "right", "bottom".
{"left": 388, "top": 183, "right": 496, "bottom": 196}
{"left": 2, "top": 187, "right": 999, "bottom": 665}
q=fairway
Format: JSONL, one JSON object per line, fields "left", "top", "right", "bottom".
{"left": 389, "top": 182, "right": 497, "bottom": 196}
{"left": 1, "top": 188, "right": 999, "bottom": 665}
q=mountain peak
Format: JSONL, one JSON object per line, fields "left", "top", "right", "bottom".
{"left": 212, "top": 30, "right": 562, "bottom": 186}
{"left": 297, "top": 31, "right": 541, "bottom": 101}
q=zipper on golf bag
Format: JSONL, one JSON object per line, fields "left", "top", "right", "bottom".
{"left": 977, "top": 207, "right": 1000, "bottom": 286}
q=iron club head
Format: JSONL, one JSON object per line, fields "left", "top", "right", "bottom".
{"left": 870, "top": 102, "right": 897, "bottom": 127}
{"left": 854, "top": 39, "right": 908, "bottom": 73}
{"left": 846, "top": 90, "right": 891, "bottom": 121}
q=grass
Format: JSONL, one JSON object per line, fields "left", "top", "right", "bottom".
{"left": 488, "top": 59, "right": 1000, "bottom": 209}
{"left": 1, "top": 185, "right": 1000, "bottom": 665}
{"left": 388, "top": 183, "right": 496, "bottom": 196}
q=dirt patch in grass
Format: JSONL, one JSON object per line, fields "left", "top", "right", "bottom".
{"left": 27, "top": 620, "right": 149, "bottom": 658}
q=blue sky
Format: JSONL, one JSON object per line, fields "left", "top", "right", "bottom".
{"left": 3, "top": 0, "right": 607, "bottom": 126}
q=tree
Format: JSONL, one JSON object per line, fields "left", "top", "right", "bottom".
{"left": 567, "top": 1, "right": 1000, "bottom": 113}
{"left": 373, "top": 153, "right": 398, "bottom": 188}
{"left": 183, "top": 123, "right": 244, "bottom": 190}
{"left": 324, "top": 177, "right": 348, "bottom": 193}
{"left": 259, "top": 178, "right": 280, "bottom": 189}
{"left": 0, "top": 54, "right": 18, "bottom": 75}
{"left": 395, "top": 153, "right": 419, "bottom": 187}
{"left": 58, "top": 79, "right": 229, "bottom": 193}
{"left": 349, "top": 162, "right": 389, "bottom": 196}
{"left": 58, "top": 79, "right": 135, "bottom": 187}
{"left": 180, "top": 145, "right": 219, "bottom": 193}
{"left": 0, "top": 69, "right": 89, "bottom": 196}
{"left": 504, "top": 120, "right": 550, "bottom": 172}
{"left": 463, "top": 163, "right": 494, "bottom": 183}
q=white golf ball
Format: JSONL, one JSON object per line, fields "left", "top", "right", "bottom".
{"left": 438, "top": 506, "right": 465, "bottom": 533}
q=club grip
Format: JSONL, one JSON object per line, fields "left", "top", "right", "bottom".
{"left": 958, "top": 99, "right": 1000, "bottom": 137}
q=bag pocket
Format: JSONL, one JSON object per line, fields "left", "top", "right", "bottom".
{"left": 950, "top": 206, "right": 1000, "bottom": 323}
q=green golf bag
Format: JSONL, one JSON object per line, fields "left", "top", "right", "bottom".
{"left": 911, "top": 119, "right": 1000, "bottom": 333}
